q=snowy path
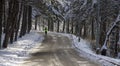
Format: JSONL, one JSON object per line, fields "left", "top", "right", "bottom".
{"left": 21, "top": 33, "right": 99, "bottom": 66}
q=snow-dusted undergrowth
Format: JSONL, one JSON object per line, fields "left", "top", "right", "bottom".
{"left": 0, "top": 31, "right": 44, "bottom": 66}
{"left": 61, "top": 33, "right": 120, "bottom": 66}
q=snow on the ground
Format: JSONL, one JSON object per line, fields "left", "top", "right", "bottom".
{"left": 61, "top": 33, "right": 120, "bottom": 66}
{"left": 0, "top": 31, "right": 44, "bottom": 66}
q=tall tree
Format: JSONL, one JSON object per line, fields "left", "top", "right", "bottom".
{"left": 27, "top": 6, "right": 32, "bottom": 33}
{"left": 35, "top": 15, "right": 38, "bottom": 30}
{"left": 0, "top": 0, "right": 4, "bottom": 48}
{"left": 3, "top": 0, "right": 19, "bottom": 48}
{"left": 57, "top": 19, "right": 60, "bottom": 32}
{"left": 91, "top": 18, "right": 95, "bottom": 40}
{"left": 10, "top": 0, "right": 19, "bottom": 43}
{"left": 19, "top": 5, "right": 28, "bottom": 37}
{"left": 62, "top": 21, "right": 65, "bottom": 32}
{"left": 14, "top": 2, "right": 23, "bottom": 41}
{"left": 66, "top": 19, "right": 69, "bottom": 33}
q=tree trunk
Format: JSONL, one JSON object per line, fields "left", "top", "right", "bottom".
{"left": 10, "top": 30, "right": 14, "bottom": 43}
{"left": 51, "top": 19, "right": 54, "bottom": 31}
{"left": 57, "top": 20, "right": 59, "bottom": 32}
{"left": 48, "top": 19, "right": 50, "bottom": 31}
{"left": 99, "top": 22, "right": 106, "bottom": 47}
{"left": 3, "top": 0, "right": 12, "bottom": 48}
{"left": 0, "top": 0, "right": 4, "bottom": 48}
{"left": 10, "top": 0, "right": 19, "bottom": 44}
{"left": 78, "top": 22, "right": 82, "bottom": 42}
{"left": 71, "top": 19, "right": 73, "bottom": 34}
{"left": 3, "top": 0, "right": 6, "bottom": 33}
{"left": 43, "top": 19, "right": 44, "bottom": 29}
{"left": 27, "top": 6, "right": 32, "bottom": 33}
{"left": 75, "top": 21, "right": 79, "bottom": 35}
{"left": 66, "top": 19, "right": 69, "bottom": 33}
{"left": 35, "top": 16, "right": 38, "bottom": 30}
{"left": 3, "top": 0, "right": 19, "bottom": 48}
{"left": 115, "top": 27, "right": 119, "bottom": 57}
{"left": 91, "top": 19, "right": 95, "bottom": 40}
{"left": 62, "top": 21, "right": 65, "bottom": 32}
{"left": 83, "top": 22, "right": 87, "bottom": 38}
{"left": 14, "top": 2, "right": 23, "bottom": 41}
{"left": 19, "top": 5, "right": 28, "bottom": 37}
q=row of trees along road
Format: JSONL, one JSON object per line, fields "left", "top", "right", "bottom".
{"left": 33, "top": 0, "right": 120, "bottom": 58}
{"left": 0, "top": 0, "right": 32, "bottom": 48}
{"left": 0, "top": 0, "right": 120, "bottom": 58}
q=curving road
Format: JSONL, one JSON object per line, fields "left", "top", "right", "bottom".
{"left": 21, "top": 33, "right": 100, "bottom": 66}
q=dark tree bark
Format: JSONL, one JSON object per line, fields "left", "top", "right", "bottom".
{"left": 75, "top": 21, "right": 79, "bottom": 35}
{"left": 27, "top": 6, "right": 32, "bottom": 33}
{"left": 3, "top": 0, "right": 6, "bottom": 33}
{"left": 3, "top": 0, "right": 19, "bottom": 48}
{"left": 78, "top": 22, "right": 82, "bottom": 42}
{"left": 91, "top": 19, "right": 95, "bottom": 40}
{"left": 0, "top": 0, "right": 4, "bottom": 48}
{"left": 62, "top": 21, "right": 65, "bottom": 32}
{"left": 19, "top": 5, "right": 28, "bottom": 37}
{"left": 57, "top": 20, "right": 60, "bottom": 32}
{"left": 66, "top": 19, "right": 69, "bottom": 33}
{"left": 10, "top": 0, "right": 19, "bottom": 43}
{"left": 50, "top": 19, "right": 54, "bottom": 31}
{"left": 35, "top": 16, "right": 38, "bottom": 30}
{"left": 99, "top": 22, "right": 106, "bottom": 47}
{"left": 42, "top": 19, "right": 44, "bottom": 29}
{"left": 10, "top": 30, "right": 14, "bottom": 43}
{"left": 115, "top": 26, "right": 119, "bottom": 57}
{"left": 48, "top": 19, "right": 50, "bottom": 31}
{"left": 71, "top": 19, "right": 74, "bottom": 34}
{"left": 109, "top": 26, "right": 119, "bottom": 57}
{"left": 14, "top": 2, "right": 23, "bottom": 41}
{"left": 48, "top": 17, "right": 54, "bottom": 31}
{"left": 83, "top": 22, "right": 87, "bottom": 38}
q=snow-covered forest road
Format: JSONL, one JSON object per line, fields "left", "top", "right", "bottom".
{"left": 21, "top": 33, "right": 99, "bottom": 66}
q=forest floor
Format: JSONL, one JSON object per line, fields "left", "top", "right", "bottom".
{"left": 20, "top": 32, "right": 99, "bottom": 66}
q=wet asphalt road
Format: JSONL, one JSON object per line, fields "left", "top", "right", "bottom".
{"left": 21, "top": 33, "right": 100, "bottom": 66}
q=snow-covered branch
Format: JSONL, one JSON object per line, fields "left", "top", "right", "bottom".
{"left": 64, "top": 0, "right": 88, "bottom": 20}
{"left": 101, "top": 13, "right": 120, "bottom": 50}
{"left": 80, "top": 0, "right": 87, "bottom": 10}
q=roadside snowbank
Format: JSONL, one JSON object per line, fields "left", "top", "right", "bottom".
{"left": 61, "top": 33, "right": 120, "bottom": 66}
{"left": 0, "top": 31, "right": 44, "bottom": 66}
